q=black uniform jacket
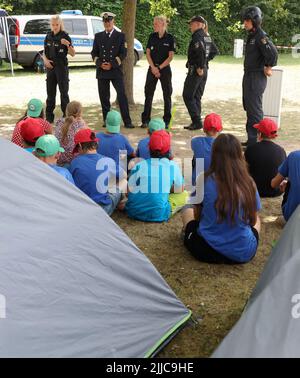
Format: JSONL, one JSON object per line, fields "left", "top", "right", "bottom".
{"left": 244, "top": 27, "right": 278, "bottom": 73}
{"left": 91, "top": 29, "right": 127, "bottom": 79}
{"left": 186, "top": 28, "right": 219, "bottom": 71}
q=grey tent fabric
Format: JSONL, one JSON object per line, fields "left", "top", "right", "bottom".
{"left": 213, "top": 206, "right": 300, "bottom": 358}
{"left": 0, "top": 138, "right": 191, "bottom": 358}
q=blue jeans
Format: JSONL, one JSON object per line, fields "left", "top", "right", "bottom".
{"left": 100, "top": 192, "right": 122, "bottom": 216}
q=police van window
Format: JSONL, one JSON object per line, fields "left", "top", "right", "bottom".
{"left": 24, "top": 19, "right": 50, "bottom": 34}
{"left": 63, "top": 19, "right": 73, "bottom": 34}
{"left": 92, "top": 19, "right": 104, "bottom": 34}
{"left": 63, "top": 19, "right": 88, "bottom": 35}
{"left": 7, "top": 19, "right": 17, "bottom": 35}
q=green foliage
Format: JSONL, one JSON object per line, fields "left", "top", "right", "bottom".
{"left": 3, "top": 0, "right": 300, "bottom": 54}
{"left": 141, "top": 0, "right": 177, "bottom": 19}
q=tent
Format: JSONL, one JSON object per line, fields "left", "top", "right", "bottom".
{"left": 212, "top": 206, "right": 300, "bottom": 358}
{"left": 0, "top": 9, "right": 14, "bottom": 75}
{"left": 0, "top": 138, "right": 191, "bottom": 358}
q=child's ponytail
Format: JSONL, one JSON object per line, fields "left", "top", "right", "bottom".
{"left": 61, "top": 101, "right": 83, "bottom": 144}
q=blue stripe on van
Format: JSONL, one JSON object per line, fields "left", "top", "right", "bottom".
{"left": 18, "top": 36, "right": 143, "bottom": 50}
{"left": 19, "top": 36, "right": 94, "bottom": 47}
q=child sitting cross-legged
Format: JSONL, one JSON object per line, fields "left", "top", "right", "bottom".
{"left": 182, "top": 134, "right": 261, "bottom": 264}
{"left": 70, "top": 129, "right": 127, "bottom": 216}
{"left": 191, "top": 113, "right": 223, "bottom": 185}
{"left": 136, "top": 118, "right": 166, "bottom": 160}
{"left": 19, "top": 117, "right": 45, "bottom": 152}
{"left": 126, "top": 130, "right": 188, "bottom": 222}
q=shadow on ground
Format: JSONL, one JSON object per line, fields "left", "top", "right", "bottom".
{"left": 0, "top": 98, "right": 299, "bottom": 357}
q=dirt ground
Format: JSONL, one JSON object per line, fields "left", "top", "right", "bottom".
{"left": 0, "top": 56, "right": 300, "bottom": 357}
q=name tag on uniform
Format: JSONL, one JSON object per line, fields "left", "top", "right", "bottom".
{"left": 59, "top": 49, "right": 64, "bottom": 53}
{"left": 250, "top": 39, "right": 256, "bottom": 45}
{"left": 163, "top": 43, "right": 170, "bottom": 47}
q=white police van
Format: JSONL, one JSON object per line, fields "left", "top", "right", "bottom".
{"left": 7, "top": 10, "right": 144, "bottom": 71}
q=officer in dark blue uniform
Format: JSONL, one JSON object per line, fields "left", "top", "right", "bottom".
{"left": 91, "top": 12, "right": 134, "bottom": 129}
{"left": 141, "top": 16, "right": 175, "bottom": 129}
{"left": 43, "top": 15, "right": 75, "bottom": 123}
{"left": 183, "top": 16, "right": 218, "bottom": 131}
{"left": 242, "top": 6, "right": 278, "bottom": 146}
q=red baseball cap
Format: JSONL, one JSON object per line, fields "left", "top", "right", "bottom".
{"left": 73, "top": 129, "right": 99, "bottom": 153}
{"left": 254, "top": 118, "right": 278, "bottom": 138}
{"left": 204, "top": 113, "right": 223, "bottom": 132}
{"left": 149, "top": 130, "right": 171, "bottom": 155}
{"left": 19, "top": 117, "right": 45, "bottom": 143}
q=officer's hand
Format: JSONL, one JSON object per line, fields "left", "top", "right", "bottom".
{"left": 151, "top": 66, "right": 160, "bottom": 77}
{"left": 196, "top": 68, "right": 204, "bottom": 77}
{"left": 264, "top": 66, "right": 273, "bottom": 77}
{"left": 45, "top": 59, "right": 54, "bottom": 69}
{"left": 61, "top": 38, "right": 71, "bottom": 47}
{"left": 101, "top": 63, "right": 112, "bottom": 71}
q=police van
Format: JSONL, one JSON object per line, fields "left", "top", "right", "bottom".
{"left": 7, "top": 10, "right": 144, "bottom": 71}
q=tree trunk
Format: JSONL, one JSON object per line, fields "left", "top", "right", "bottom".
{"left": 121, "top": 0, "right": 137, "bottom": 105}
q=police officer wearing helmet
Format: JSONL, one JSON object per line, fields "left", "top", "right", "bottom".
{"left": 183, "top": 16, "right": 218, "bottom": 131}
{"left": 141, "top": 15, "right": 175, "bottom": 129}
{"left": 43, "top": 15, "right": 75, "bottom": 124}
{"left": 242, "top": 6, "right": 278, "bottom": 146}
{"left": 91, "top": 12, "right": 134, "bottom": 129}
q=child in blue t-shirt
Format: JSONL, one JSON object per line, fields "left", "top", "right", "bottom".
{"left": 70, "top": 128, "right": 126, "bottom": 216}
{"left": 182, "top": 134, "right": 261, "bottom": 265}
{"left": 126, "top": 130, "right": 188, "bottom": 222}
{"left": 96, "top": 110, "right": 135, "bottom": 172}
{"left": 191, "top": 113, "right": 223, "bottom": 185}
{"left": 34, "top": 135, "right": 75, "bottom": 184}
{"left": 136, "top": 118, "right": 165, "bottom": 160}
{"left": 271, "top": 151, "right": 300, "bottom": 221}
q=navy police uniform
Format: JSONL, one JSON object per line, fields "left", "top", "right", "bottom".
{"left": 242, "top": 6, "right": 278, "bottom": 145}
{"left": 243, "top": 28, "right": 278, "bottom": 145}
{"left": 183, "top": 17, "right": 218, "bottom": 130}
{"left": 91, "top": 27, "right": 132, "bottom": 127}
{"left": 44, "top": 30, "right": 72, "bottom": 123}
{"left": 141, "top": 32, "right": 175, "bottom": 128}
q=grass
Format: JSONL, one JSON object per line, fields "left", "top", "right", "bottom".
{"left": 1, "top": 97, "right": 299, "bottom": 357}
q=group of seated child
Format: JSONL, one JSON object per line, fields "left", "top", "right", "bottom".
{"left": 11, "top": 98, "right": 299, "bottom": 266}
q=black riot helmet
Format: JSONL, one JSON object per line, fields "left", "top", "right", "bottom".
{"left": 242, "top": 6, "right": 263, "bottom": 27}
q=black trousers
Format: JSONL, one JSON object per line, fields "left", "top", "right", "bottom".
{"left": 98, "top": 77, "right": 132, "bottom": 126}
{"left": 46, "top": 64, "right": 70, "bottom": 123}
{"left": 243, "top": 71, "right": 267, "bottom": 145}
{"left": 183, "top": 68, "right": 208, "bottom": 126}
{"left": 141, "top": 66, "right": 173, "bottom": 126}
{"left": 184, "top": 220, "right": 259, "bottom": 265}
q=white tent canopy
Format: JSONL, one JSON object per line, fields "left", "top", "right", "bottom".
{"left": 0, "top": 9, "right": 14, "bottom": 75}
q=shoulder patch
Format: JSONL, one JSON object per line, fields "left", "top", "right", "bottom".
{"left": 261, "top": 37, "right": 269, "bottom": 45}
{"left": 124, "top": 42, "right": 128, "bottom": 49}
{"left": 195, "top": 41, "right": 200, "bottom": 49}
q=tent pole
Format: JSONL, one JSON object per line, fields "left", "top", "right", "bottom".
{"left": 2, "top": 14, "right": 14, "bottom": 76}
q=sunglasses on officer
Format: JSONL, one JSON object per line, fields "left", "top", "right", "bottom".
{"left": 103, "top": 16, "right": 114, "bottom": 23}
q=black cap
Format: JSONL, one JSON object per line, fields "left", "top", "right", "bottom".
{"left": 242, "top": 6, "right": 263, "bottom": 26}
{"left": 188, "top": 15, "right": 206, "bottom": 25}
